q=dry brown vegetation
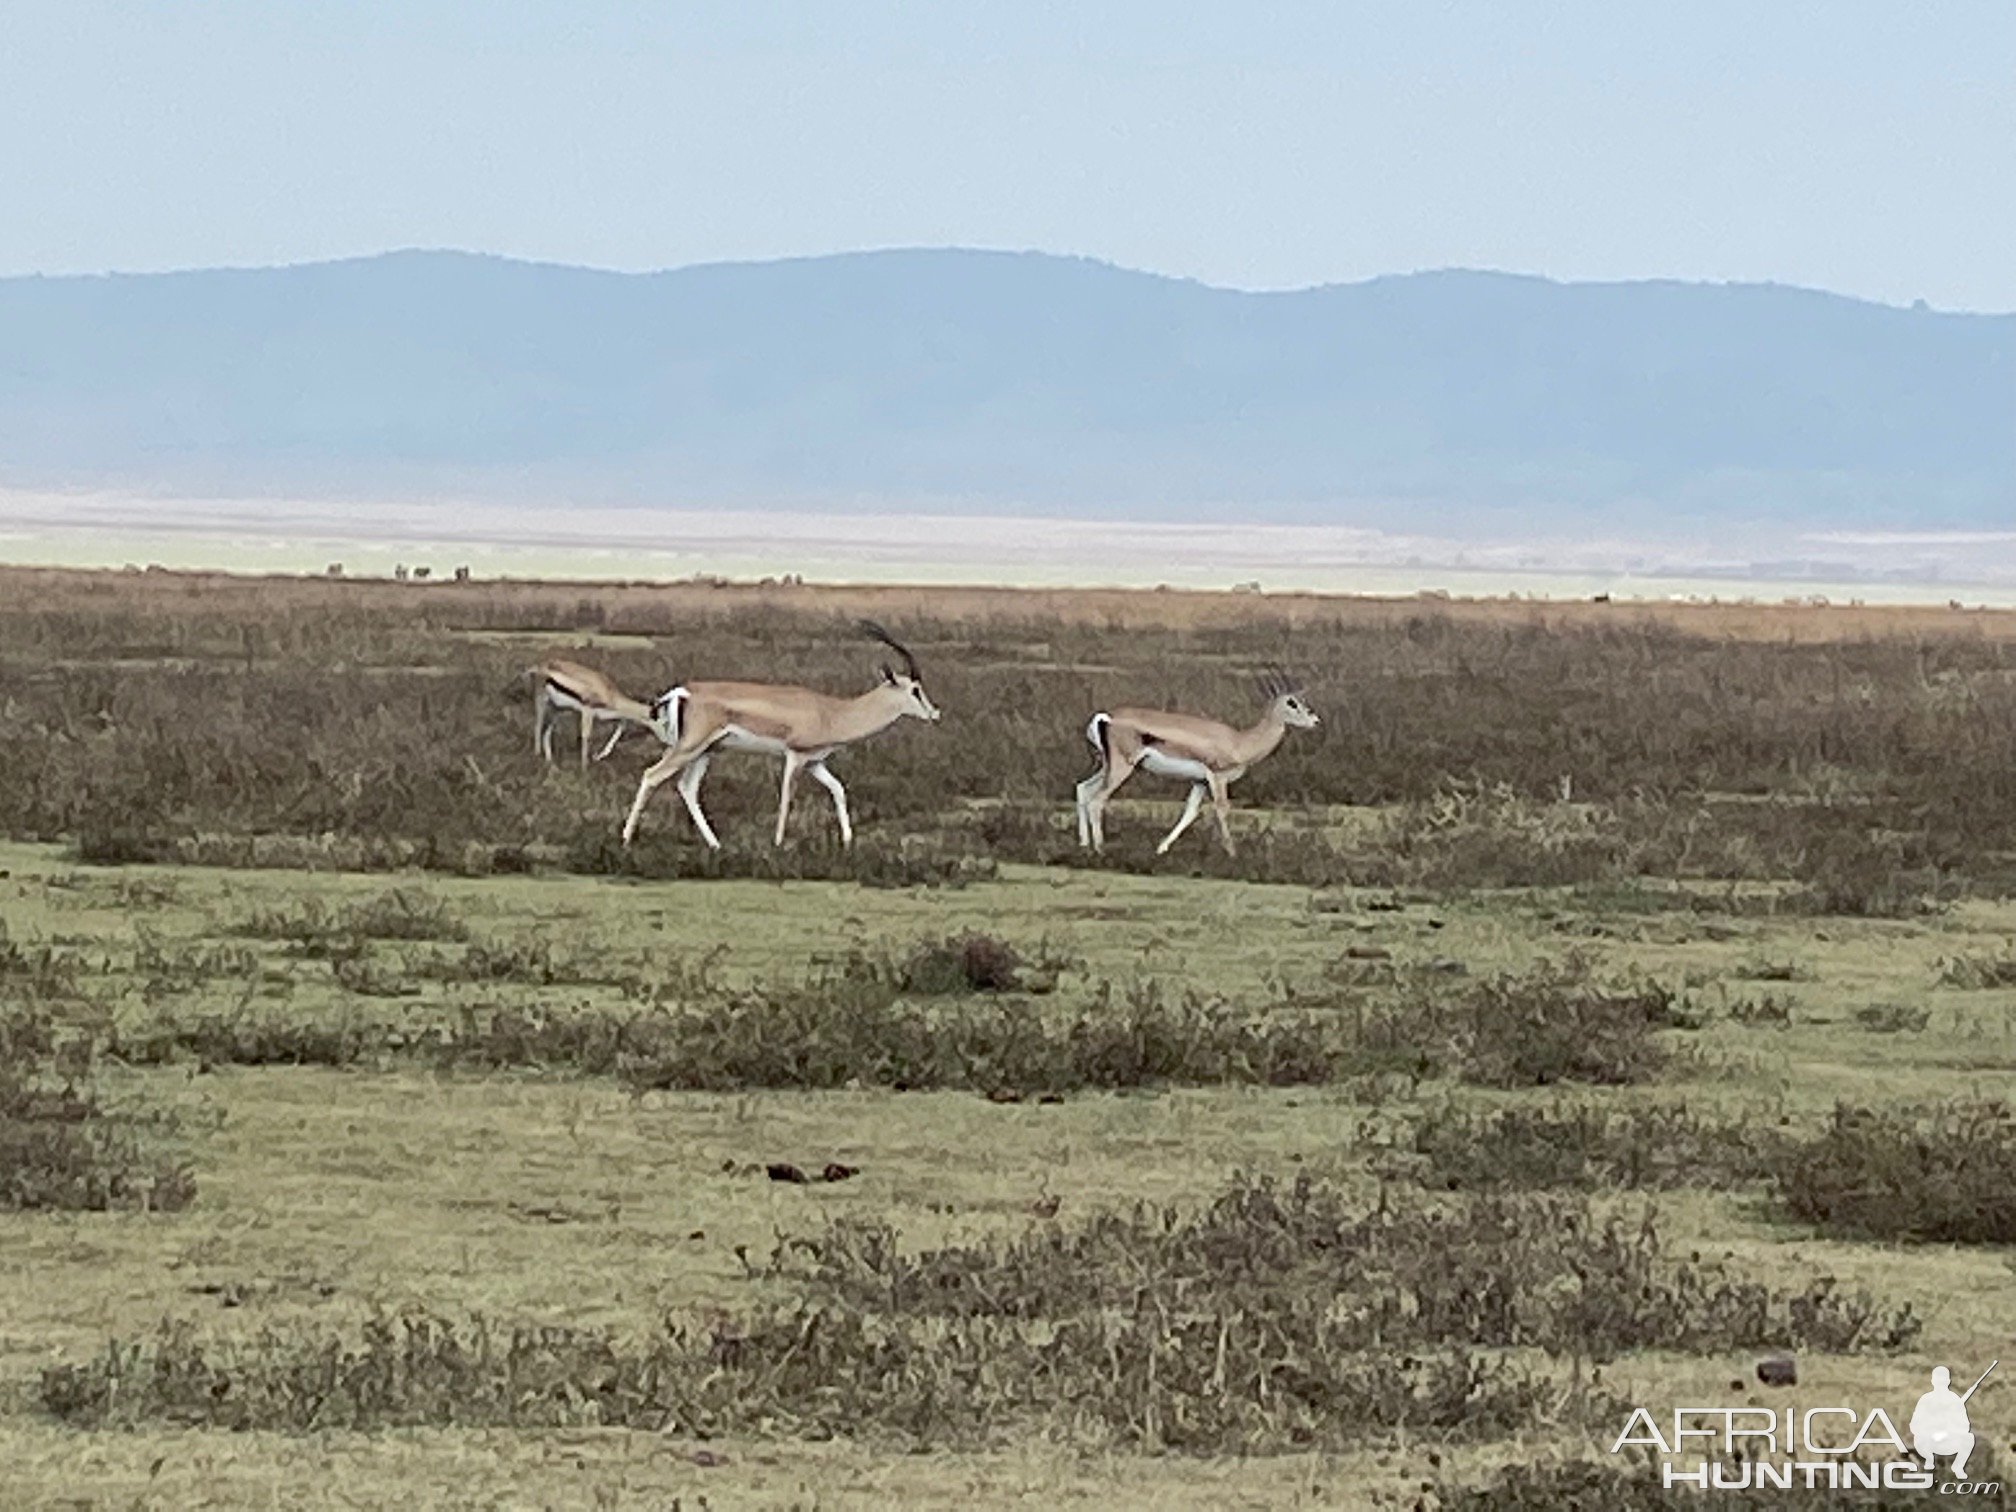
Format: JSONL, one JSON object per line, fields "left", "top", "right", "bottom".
{"left": 41, "top": 1173, "right": 1919, "bottom": 1448}
{"left": 0, "top": 930, "right": 195, "bottom": 1214}
{"left": 6, "top": 565, "right": 2016, "bottom": 908}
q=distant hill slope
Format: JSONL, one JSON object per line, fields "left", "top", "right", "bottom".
{"left": 1, "top": 249, "right": 2008, "bottom": 527}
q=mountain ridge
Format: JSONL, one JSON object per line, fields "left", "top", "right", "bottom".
{"left": 2, "top": 248, "right": 2008, "bottom": 529}
{"left": 21, "top": 246, "right": 2000, "bottom": 316}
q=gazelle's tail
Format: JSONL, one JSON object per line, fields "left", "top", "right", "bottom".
{"left": 1085, "top": 712, "right": 1112, "bottom": 768}
{"left": 652, "top": 686, "right": 690, "bottom": 745}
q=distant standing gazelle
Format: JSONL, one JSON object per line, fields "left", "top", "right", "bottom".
{"left": 534, "top": 659, "right": 662, "bottom": 767}
{"left": 1076, "top": 672, "right": 1319, "bottom": 855}
{"left": 621, "top": 621, "right": 941, "bottom": 849}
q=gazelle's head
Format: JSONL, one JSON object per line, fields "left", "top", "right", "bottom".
{"left": 862, "top": 619, "right": 941, "bottom": 722}
{"left": 1260, "top": 669, "right": 1319, "bottom": 729}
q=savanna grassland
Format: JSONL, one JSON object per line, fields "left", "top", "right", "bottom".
{"left": 3, "top": 564, "right": 2016, "bottom": 1510}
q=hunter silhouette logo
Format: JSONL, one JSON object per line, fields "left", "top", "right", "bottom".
{"left": 1612, "top": 1359, "right": 2002, "bottom": 1493}
{"left": 1912, "top": 1361, "right": 1995, "bottom": 1480}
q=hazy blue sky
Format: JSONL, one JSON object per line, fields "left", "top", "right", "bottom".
{"left": 5, "top": 2, "right": 2010, "bottom": 309}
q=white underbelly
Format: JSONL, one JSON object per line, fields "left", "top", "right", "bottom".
{"left": 1139, "top": 747, "right": 1215, "bottom": 783}
{"left": 709, "top": 729, "right": 818, "bottom": 762}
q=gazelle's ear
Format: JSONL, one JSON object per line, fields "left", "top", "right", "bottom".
{"left": 880, "top": 662, "right": 897, "bottom": 684}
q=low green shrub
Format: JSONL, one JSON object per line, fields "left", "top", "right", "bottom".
{"left": 1, "top": 1006, "right": 195, "bottom": 1213}
{"left": 1937, "top": 945, "right": 2016, "bottom": 989}
{"left": 1404, "top": 1101, "right": 1783, "bottom": 1191}
{"left": 1777, "top": 1100, "right": 2016, "bottom": 1244}
{"left": 47, "top": 1175, "right": 1914, "bottom": 1452}
{"left": 779, "top": 1175, "right": 1919, "bottom": 1362}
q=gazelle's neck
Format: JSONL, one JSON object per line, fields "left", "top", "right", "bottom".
{"left": 829, "top": 682, "right": 913, "bottom": 744}
{"left": 1234, "top": 708, "right": 1289, "bottom": 766}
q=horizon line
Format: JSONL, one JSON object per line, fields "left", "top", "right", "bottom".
{"left": 5, "top": 245, "right": 2007, "bottom": 317}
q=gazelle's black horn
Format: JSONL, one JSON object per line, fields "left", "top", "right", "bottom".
{"left": 858, "top": 619, "right": 922, "bottom": 682}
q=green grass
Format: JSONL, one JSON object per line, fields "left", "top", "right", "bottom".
{"left": 3, "top": 834, "right": 2016, "bottom": 1506}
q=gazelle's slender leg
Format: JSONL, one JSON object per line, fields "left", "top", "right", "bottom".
{"left": 676, "top": 754, "right": 719, "bottom": 849}
{"left": 623, "top": 745, "right": 702, "bottom": 845}
{"left": 1074, "top": 770, "right": 1104, "bottom": 848}
{"left": 537, "top": 692, "right": 560, "bottom": 762}
{"left": 1157, "top": 783, "right": 1207, "bottom": 855}
{"left": 593, "top": 723, "right": 626, "bottom": 761}
{"left": 1083, "top": 761, "right": 1136, "bottom": 852}
{"left": 774, "top": 751, "right": 804, "bottom": 847}
{"left": 579, "top": 710, "right": 597, "bottom": 768}
{"left": 808, "top": 760, "right": 852, "bottom": 846}
{"left": 534, "top": 689, "right": 549, "bottom": 758}
{"left": 1207, "top": 773, "right": 1236, "bottom": 855}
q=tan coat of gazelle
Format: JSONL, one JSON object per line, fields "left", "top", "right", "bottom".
{"left": 621, "top": 622, "right": 940, "bottom": 849}
{"left": 534, "top": 659, "right": 660, "bottom": 767}
{"left": 1076, "top": 673, "right": 1319, "bottom": 855}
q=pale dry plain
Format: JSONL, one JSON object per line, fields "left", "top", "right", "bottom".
{"left": 2, "top": 566, "right": 2014, "bottom": 1510}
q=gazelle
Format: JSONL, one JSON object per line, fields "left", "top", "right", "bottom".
{"left": 621, "top": 622, "right": 940, "bottom": 849}
{"left": 1076, "top": 672, "right": 1318, "bottom": 855}
{"left": 534, "top": 659, "right": 662, "bottom": 767}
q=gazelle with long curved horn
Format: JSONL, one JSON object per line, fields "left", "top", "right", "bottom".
{"left": 534, "top": 659, "right": 661, "bottom": 767}
{"left": 621, "top": 621, "right": 941, "bottom": 849}
{"left": 1075, "top": 670, "right": 1318, "bottom": 855}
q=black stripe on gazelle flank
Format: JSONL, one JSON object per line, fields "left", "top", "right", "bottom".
{"left": 543, "top": 671, "right": 593, "bottom": 704}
